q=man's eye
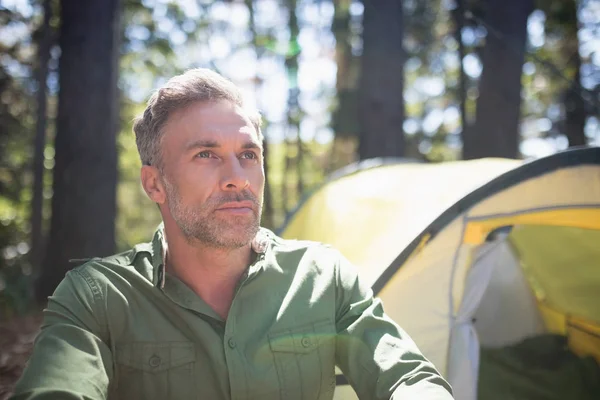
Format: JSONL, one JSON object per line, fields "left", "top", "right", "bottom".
{"left": 241, "top": 151, "right": 257, "bottom": 160}
{"left": 196, "top": 151, "right": 212, "bottom": 158}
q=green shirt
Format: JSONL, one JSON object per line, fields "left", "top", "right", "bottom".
{"left": 12, "top": 227, "right": 453, "bottom": 400}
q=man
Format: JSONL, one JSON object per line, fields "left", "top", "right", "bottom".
{"left": 13, "top": 69, "right": 453, "bottom": 399}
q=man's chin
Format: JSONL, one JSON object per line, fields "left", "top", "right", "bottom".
{"left": 221, "top": 227, "right": 259, "bottom": 245}
{"left": 204, "top": 222, "right": 259, "bottom": 249}
{"left": 209, "top": 234, "right": 255, "bottom": 250}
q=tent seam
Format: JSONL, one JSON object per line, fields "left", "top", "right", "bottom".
{"left": 466, "top": 203, "right": 600, "bottom": 222}
{"left": 446, "top": 213, "right": 469, "bottom": 374}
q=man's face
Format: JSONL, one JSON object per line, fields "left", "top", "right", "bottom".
{"left": 158, "top": 100, "right": 264, "bottom": 249}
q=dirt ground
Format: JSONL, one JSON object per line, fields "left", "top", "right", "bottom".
{"left": 0, "top": 313, "right": 43, "bottom": 400}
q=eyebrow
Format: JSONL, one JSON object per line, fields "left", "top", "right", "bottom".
{"left": 184, "top": 139, "right": 262, "bottom": 152}
{"left": 184, "top": 139, "right": 219, "bottom": 151}
{"left": 242, "top": 141, "right": 262, "bottom": 150}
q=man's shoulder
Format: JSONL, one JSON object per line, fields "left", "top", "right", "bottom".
{"left": 263, "top": 228, "right": 345, "bottom": 269}
{"left": 67, "top": 241, "right": 156, "bottom": 287}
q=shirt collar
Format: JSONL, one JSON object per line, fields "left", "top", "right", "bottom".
{"left": 150, "top": 224, "right": 272, "bottom": 289}
{"left": 150, "top": 223, "right": 167, "bottom": 288}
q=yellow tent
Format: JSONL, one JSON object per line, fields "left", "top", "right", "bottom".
{"left": 280, "top": 146, "right": 600, "bottom": 400}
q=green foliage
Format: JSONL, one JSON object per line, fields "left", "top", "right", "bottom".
{"left": 266, "top": 140, "right": 331, "bottom": 229}
{"left": 115, "top": 99, "right": 162, "bottom": 251}
{"left": 0, "top": 4, "right": 39, "bottom": 318}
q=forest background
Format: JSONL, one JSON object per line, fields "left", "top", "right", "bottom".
{"left": 0, "top": 0, "right": 598, "bottom": 319}
{"left": 0, "top": 0, "right": 599, "bottom": 396}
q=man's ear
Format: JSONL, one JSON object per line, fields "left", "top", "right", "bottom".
{"left": 141, "top": 165, "right": 166, "bottom": 205}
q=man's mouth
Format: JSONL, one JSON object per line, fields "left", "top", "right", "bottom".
{"left": 216, "top": 201, "right": 254, "bottom": 215}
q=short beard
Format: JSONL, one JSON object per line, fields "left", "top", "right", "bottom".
{"left": 163, "top": 177, "right": 262, "bottom": 249}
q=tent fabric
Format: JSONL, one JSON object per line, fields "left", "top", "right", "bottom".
{"left": 567, "top": 318, "right": 600, "bottom": 365}
{"left": 376, "top": 218, "right": 466, "bottom": 375}
{"left": 371, "top": 150, "right": 600, "bottom": 295}
{"left": 538, "top": 303, "right": 600, "bottom": 364}
{"left": 446, "top": 241, "right": 501, "bottom": 400}
{"left": 510, "top": 225, "right": 600, "bottom": 325}
{"left": 467, "top": 165, "right": 600, "bottom": 219}
{"left": 464, "top": 208, "right": 600, "bottom": 244}
{"left": 279, "top": 147, "right": 600, "bottom": 399}
{"left": 281, "top": 158, "right": 520, "bottom": 287}
{"left": 473, "top": 241, "right": 546, "bottom": 348}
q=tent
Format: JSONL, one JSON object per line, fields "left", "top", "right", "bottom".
{"left": 279, "top": 147, "right": 600, "bottom": 400}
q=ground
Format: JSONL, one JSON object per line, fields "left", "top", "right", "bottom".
{"left": 0, "top": 312, "right": 42, "bottom": 400}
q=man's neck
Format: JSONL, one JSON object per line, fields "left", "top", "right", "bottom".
{"left": 162, "top": 226, "right": 254, "bottom": 320}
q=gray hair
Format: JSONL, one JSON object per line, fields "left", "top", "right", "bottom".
{"left": 133, "top": 68, "right": 263, "bottom": 168}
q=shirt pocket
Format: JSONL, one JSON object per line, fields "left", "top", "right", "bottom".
{"left": 268, "top": 319, "right": 336, "bottom": 400}
{"left": 114, "top": 341, "right": 195, "bottom": 400}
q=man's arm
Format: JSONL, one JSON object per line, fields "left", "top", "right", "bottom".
{"left": 11, "top": 268, "right": 113, "bottom": 400}
{"left": 333, "top": 252, "right": 454, "bottom": 399}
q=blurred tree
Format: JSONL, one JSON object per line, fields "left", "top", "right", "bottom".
{"left": 282, "top": 0, "right": 303, "bottom": 214}
{"left": 358, "top": 0, "right": 406, "bottom": 159}
{"left": 329, "top": 0, "right": 360, "bottom": 172}
{"left": 245, "top": 0, "right": 274, "bottom": 229}
{"left": 539, "top": 0, "right": 586, "bottom": 147}
{"left": 452, "top": 0, "right": 469, "bottom": 156}
{"left": 403, "top": 0, "right": 464, "bottom": 161}
{"left": 464, "top": 0, "right": 534, "bottom": 159}
{"left": 114, "top": 0, "right": 194, "bottom": 251}
{"left": 30, "top": 0, "right": 54, "bottom": 277}
{"left": 37, "top": 0, "right": 122, "bottom": 301}
{"left": 560, "top": 2, "right": 586, "bottom": 147}
{"left": 0, "top": 3, "right": 41, "bottom": 316}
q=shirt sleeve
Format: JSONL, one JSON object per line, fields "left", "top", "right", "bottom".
{"left": 333, "top": 251, "right": 454, "bottom": 400}
{"left": 11, "top": 268, "right": 113, "bottom": 400}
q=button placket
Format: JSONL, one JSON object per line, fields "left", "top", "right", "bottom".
{"left": 301, "top": 336, "right": 312, "bottom": 348}
{"left": 224, "top": 275, "right": 248, "bottom": 400}
{"left": 228, "top": 337, "right": 236, "bottom": 349}
{"left": 149, "top": 354, "right": 161, "bottom": 368}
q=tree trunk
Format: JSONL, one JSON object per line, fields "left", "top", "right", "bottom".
{"left": 561, "top": 0, "right": 586, "bottom": 147}
{"left": 565, "top": 64, "right": 586, "bottom": 147}
{"left": 283, "top": 0, "right": 302, "bottom": 213}
{"left": 464, "top": 0, "right": 533, "bottom": 159}
{"left": 452, "top": 0, "right": 470, "bottom": 154}
{"left": 329, "top": 0, "right": 359, "bottom": 172}
{"left": 37, "top": 0, "right": 121, "bottom": 301}
{"left": 245, "top": 0, "right": 274, "bottom": 229}
{"left": 358, "top": 0, "right": 406, "bottom": 160}
{"left": 30, "top": 0, "right": 53, "bottom": 274}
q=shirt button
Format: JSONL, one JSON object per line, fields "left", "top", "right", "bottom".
{"left": 301, "top": 337, "right": 311, "bottom": 347}
{"left": 149, "top": 355, "right": 161, "bottom": 368}
{"left": 228, "top": 338, "right": 236, "bottom": 349}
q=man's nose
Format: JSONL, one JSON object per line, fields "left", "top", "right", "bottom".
{"left": 220, "top": 156, "right": 250, "bottom": 191}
